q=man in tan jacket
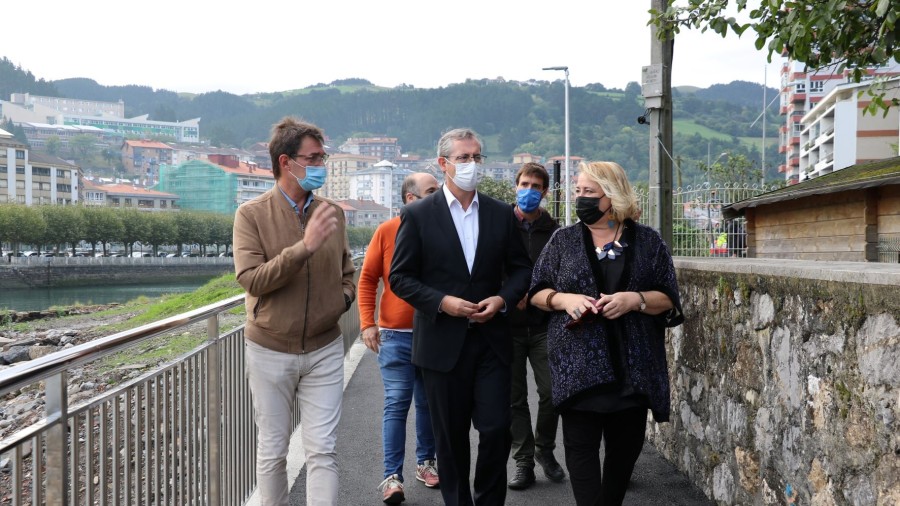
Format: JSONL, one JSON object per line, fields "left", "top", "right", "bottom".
{"left": 233, "top": 117, "right": 356, "bottom": 506}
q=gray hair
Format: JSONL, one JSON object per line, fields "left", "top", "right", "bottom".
{"left": 437, "top": 128, "right": 482, "bottom": 158}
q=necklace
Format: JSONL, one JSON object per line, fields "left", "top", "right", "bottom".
{"left": 595, "top": 222, "right": 627, "bottom": 261}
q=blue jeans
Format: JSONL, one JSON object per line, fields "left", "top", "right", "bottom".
{"left": 377, "top": 330, "right": 436, "bottom": 481}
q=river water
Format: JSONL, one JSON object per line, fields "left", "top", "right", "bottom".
{"left": 0, "top": 278, "right": 217, "bottom": 312}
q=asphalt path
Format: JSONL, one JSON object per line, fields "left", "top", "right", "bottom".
{"left": 286, "top": 339, "right": 712, "bottom": 505}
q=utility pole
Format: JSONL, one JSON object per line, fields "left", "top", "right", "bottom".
{"left": 645, "top": 0, "right": 674, "bottom": 246}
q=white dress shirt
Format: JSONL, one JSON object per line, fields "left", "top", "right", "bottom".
{"left": 442, "top": 184, "right": 479, "bottom": 274}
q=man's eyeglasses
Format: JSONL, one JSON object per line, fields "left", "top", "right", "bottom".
{"left": 291, "top": 153, "right": 330, "bottom": 165}
{"left": 444, "top": 154, "right": 487, "bottom": 164}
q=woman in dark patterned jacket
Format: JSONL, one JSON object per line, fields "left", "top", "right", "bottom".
{"left": 529, "top": 161, "right": 683, "bottom": 506}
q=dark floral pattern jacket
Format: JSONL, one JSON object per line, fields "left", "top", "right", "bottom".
{"left": 529, "top": 220, "right": 684, "bottom": 422}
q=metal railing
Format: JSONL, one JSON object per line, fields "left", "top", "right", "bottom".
{"left": 878, "top": 234, "right": 900, "bottom": 263}
{"left": 0, "top": 289, "right": 362, "bottom": 505}
{"left": 546, "top": 182, "right": 772, "bottom": 257}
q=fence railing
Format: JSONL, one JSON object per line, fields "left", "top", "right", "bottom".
{"left": 546, "top": 182, "right": 772, "bottom": 257}
{"left": 878, "top": 234, "right": 900, "bottom": 263}
{"left": 0, "top": 287, "right": 361, "bottom": 505}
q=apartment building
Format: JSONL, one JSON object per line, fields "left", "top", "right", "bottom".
{"left": 349, "top": 166, "right": 412, "bottom": 216}
{"left": 155, "top": 154, "right": 274, "bottom": 214}
{"left": 322, "top": 153, "right": 379, "bottom": 201}
{"left": 0, "top": 129, "right": 80, "bottom": 205}
{"left": 339, "top": 137, "right": 402, "bottom": 160}
{"left": 122, "top": 140, "right": 174, "bottom": 175}
{"left": 335, "top": 199, "right": 391, "bottom": 227}
{"left": 799, "top": 79, "right": 900, "bottom": 179}
{"left": 96, "top": 183, "right": 179, "bottom": 211}
{"left": 778, "top": 59, "right": 899, "bottom": 183}
{"left": 10, "top": 93, "right": 125, "bottom": 118}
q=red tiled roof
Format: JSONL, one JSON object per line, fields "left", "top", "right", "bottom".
{"left": 100, "top": 184, "right": 179, "bottom": 198}
{"left": 211, "top": 160, "right": 274, "bottom": 178}
{"left": 125, "top": 140, "right": 173, "bottom": 150}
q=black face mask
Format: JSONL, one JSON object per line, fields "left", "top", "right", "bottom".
{"left": 575, "top": 196, "right": 610, "bottom": 225}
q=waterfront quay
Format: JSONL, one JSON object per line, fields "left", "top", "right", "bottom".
{"left": 0, "top": 256, "right": 233, "bottom": 289}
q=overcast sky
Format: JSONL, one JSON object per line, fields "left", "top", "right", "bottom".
{"left": 3, "top": 1, "right": 784, "bottom": 95}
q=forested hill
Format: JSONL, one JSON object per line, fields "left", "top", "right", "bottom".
{"left": 0, "top": 57, "right": 59, "bottom": 100}
{"left": 3, "top": 59, "right": 781, "bottom": 184}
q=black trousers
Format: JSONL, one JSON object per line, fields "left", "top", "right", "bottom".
{"left": 561, "top": 407, "right": 647, "bottom": 506}
{"left": 421, "top": 330, "right": 511, "bottom": 506}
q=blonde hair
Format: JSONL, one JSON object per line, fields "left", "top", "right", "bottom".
{"left": 578, "top": 161, "right": 640, "bottom": 222}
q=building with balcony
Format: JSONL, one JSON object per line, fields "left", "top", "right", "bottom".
{"left": 778, "top": 59, "right": 899, "bottom": 184}
{"left": 798, "top": 79, "right": 900, "bottom": 180}
{"left": 1, "top": 128, "right": 80, "bottom": 205}
{"left": 335, "top": 199, "right": 391, "bottom": 227}
{"left": 322, "top": 153, "right": 379, "bottom": 201}
{"left": 155, "top": 154, "right": 274, "bottom": 214}
{"left": 122, "top": 140, "right": 175, "bottom": 176}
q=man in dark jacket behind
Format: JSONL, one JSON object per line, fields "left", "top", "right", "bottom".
{"left": 507, "top": 162, "right": 565, "bottom": 491}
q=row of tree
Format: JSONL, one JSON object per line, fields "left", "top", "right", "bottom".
{"left": 0, "top": 204, "right": 378, "bottom": 258}
{"left": 0, "top": 205, "right": 234, "bottom": 257}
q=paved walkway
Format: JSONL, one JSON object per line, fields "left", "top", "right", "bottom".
{"left": 283, "top": 339, "right": 712, "bottom": 505}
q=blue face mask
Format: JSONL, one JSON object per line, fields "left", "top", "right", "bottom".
{"left": 516, "top": 188, "right": 542, "bottom": 213}
{"left": 294, "top": 166, "right": 327, "bottom": 191}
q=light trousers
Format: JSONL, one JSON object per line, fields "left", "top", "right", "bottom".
{"left": 246, "top": 337, "right": 344, "bottom": 506}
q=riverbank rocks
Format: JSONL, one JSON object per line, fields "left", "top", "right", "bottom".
{"left": 0, "top": 303, "right": 119, "bottom": 324}
{"left": 0, "top": 329, "right": 81, "bottom": 365}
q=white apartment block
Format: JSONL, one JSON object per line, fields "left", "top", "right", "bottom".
{"left": 1, "top": 129, "right": 80, "bottom": 205}
{"left": 349, "top": 166, "right": 412, "bottom": 217}
{"left": 799, "top": 79, "right": 900, "bottom": 179}
{"left": 323, "top": 153, "right": 379, "bottom": 201}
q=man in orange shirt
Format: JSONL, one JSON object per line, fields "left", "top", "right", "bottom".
{"left": 359, "top": 172, "right": 440, "bottom": 504}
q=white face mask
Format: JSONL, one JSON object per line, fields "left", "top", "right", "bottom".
{"left": 450, "top": 161, "right": 481, "bottom": 192}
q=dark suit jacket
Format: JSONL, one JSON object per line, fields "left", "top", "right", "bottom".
{"left": 389, "top": 188, "right": 532, "bottom": 372}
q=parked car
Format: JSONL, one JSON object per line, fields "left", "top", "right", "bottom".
{"left": 131, "top": 252, "right": 152, "bottom": 258}
{"left": 21, "top": 251, "right": 39, "bottom": 257}
{"left": 165, "top": 253, "right": 178, "bottom": 258}
{"left": 219, "top": 252, "right": 233, "bottom": 257}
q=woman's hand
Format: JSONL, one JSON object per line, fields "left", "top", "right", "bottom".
{"left": 596, "top": 292, "right": 641, "bottom": 320}
{"left": 560, "top": 293, "right": 600, "bottom": 321}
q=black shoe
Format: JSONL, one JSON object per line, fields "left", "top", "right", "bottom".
{"left": 536, "top": 452, "right": 566, "bottom": 483}
{"left": 507, "top": 465, "right": 536, "bottom": 490}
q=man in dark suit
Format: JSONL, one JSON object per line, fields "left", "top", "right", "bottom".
{"left": 390, "top": 128, "right": 532, "bottom": 506}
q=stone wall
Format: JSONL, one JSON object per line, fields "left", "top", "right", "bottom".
{"left": 0, "top": 257, "right": 233, "bottom": 288}
{"left": 649, "top": 258, "right": 900, "bottom": 505}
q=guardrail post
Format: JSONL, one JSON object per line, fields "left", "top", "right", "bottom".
{"left": 45, "top": 371, "right": 69, "bottom": 505}
{"left": 206, "top": 314, "right": 222, "bottom": 506}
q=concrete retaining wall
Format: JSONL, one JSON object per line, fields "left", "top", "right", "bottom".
{"left": 650, "top": 258, "right": 900, "bottom": 505}
{"left": 0, "top": 257, "right": 234, "bottom": 288}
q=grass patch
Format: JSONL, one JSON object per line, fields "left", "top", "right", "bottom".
{"left": 95, "top": 274, "right": 245, "bottom": 376}
{"left": 673, "top": 120, "right": 733, "bottom": 141}
{"left": 102, "top": 274, "right": 243, "bottom": 331}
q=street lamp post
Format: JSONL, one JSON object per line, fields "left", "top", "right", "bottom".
{"left": 543, "top": 66, "right": 570, "bottom": 225}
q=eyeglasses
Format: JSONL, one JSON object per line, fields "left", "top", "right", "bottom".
{"left": 291, "top": 153, "right": 329, "bottom": 165}
{"left": 444, "top": 154, "right": 487, "bottom": 164}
